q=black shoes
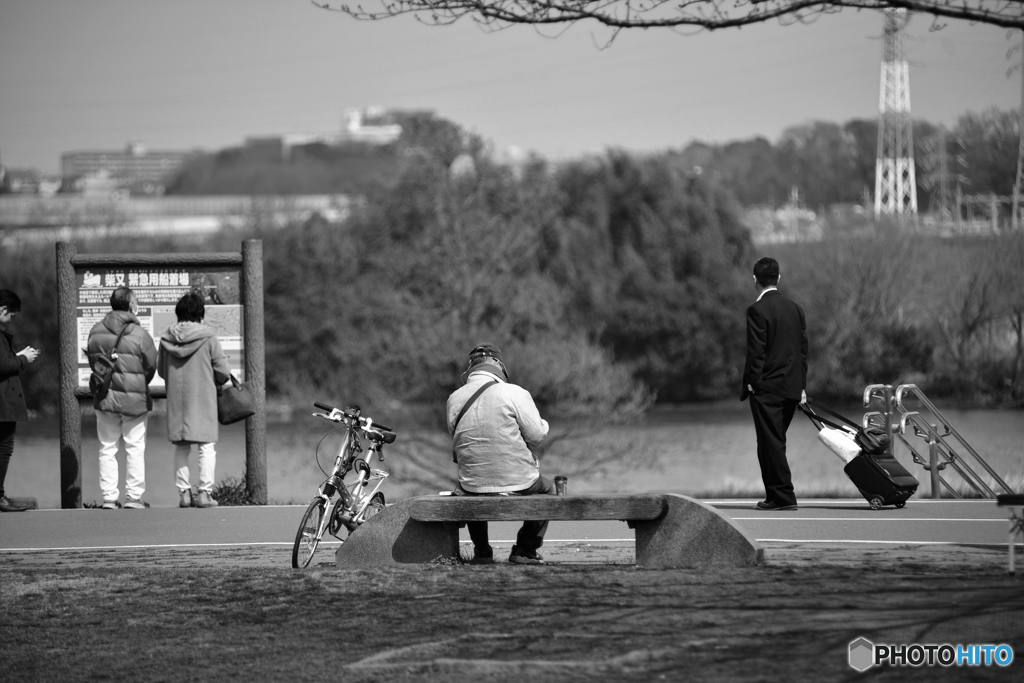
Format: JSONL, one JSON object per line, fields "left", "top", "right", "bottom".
{"left": 470, "top": 545, "right": 495, "bottom": 565}
{"left": 0, "top": 496, "right": 32, "bottom": 512}
{"left": 755, "top": 500, "right": 798, "bottom": 511}
{"left": 508, "top": 545, "right": 544, "bottom": 565}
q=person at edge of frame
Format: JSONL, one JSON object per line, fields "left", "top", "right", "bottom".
{"left": 86, "top": 286, "right": 158, "bottom": 510}
{"left": 740, "top": 256, "right": 808, "bottom": 512}
{"left": 0, "top": 290, "right": 40, "bottom": 512}
{"left": 158, "top": 291, "right": 231, "bottom": 509}
{"left": 447, "top": 344, "right": 556, "bottom": 565}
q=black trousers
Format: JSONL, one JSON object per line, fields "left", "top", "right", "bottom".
{"left": 0, "top": 422, "right": 16, "bottom": 500}
{"left": 462, "top": 475, "right": 555, "bottom": 556}
{"left": 749, "top": 392, "right": 798, "bottom": 506}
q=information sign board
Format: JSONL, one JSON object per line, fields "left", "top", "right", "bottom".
{"left": 74, "top": 265, "right": 244, "bottom": 389}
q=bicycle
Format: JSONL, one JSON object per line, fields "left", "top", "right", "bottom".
{"left": 291, "top": 402, "right": 397, "bottom": 569}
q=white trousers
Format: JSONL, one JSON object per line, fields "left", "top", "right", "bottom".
{"left": 174, "top": 442, "right": 216, "bottom": 493}
{"left": 96, "top": 410, "right": 148, "bottom": 502}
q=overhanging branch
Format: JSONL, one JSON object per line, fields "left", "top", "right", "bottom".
{"left": 316, "top": 1, "right": 1024, "bottom": 31}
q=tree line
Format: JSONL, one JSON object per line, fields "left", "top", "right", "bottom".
{"left": 2, "top": 112, "right": 1022, "bottom": 426}
{"left": 166, "top": 108, "right": 1019, "bottom": 223}
{"left": 677, "top": 108, "right": 1018, "bottom": 213}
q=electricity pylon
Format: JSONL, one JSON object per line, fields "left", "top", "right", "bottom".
{"left": 874, "top": 8, "right": 918, "bottom": 219}
{"left": 920, "top": 129, "right": 952, "bottom": 221}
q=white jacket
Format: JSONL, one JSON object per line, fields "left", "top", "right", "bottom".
{"left": 447, "top": 371, "right": 549, "bottom": 493}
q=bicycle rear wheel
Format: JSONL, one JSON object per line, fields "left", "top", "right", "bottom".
{"left": 362, "top": 492, "right": 385, "bottom": 522}
{"left": 292, "top": 498, "right": 327, "bottom": 569}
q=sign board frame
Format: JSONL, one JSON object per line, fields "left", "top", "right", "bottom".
{"left": 56, "top": 241, "right": 266, "bottom": 508}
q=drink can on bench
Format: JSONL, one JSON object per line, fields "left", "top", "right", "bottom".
{"left": 554, "top": 476, "right": 567, "bottom": 495}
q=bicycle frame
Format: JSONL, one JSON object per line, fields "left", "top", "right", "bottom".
{"left": 342, "top": 446, "right": 390, "bottom": 530}
{"left": 297, "top": 405, "right": 395, "bottom": 566}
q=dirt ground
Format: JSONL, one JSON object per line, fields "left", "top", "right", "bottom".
{"left": 2, "top": 541, "right": 1022, "bottom": 682}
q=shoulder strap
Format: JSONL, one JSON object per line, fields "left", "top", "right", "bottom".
{"left": 451, "top": 380, "right": 498, "bottom": 464}
{"left": 110, "top": 323, "right": 132, "bottom": 355}
{"left": 453, "top": 380, "right": 498, "bottom": 433}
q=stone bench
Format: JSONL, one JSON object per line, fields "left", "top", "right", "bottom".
{"left": 335, "top": 493, "right": 763, "bottom": 569}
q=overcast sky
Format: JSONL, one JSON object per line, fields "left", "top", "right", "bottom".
{"left": 0, "top": 0, "right": 1017, "bottom": 174}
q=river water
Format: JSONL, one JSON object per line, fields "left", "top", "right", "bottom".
{"left": 6, "top": 401, "right": 1022, "bottom": 509}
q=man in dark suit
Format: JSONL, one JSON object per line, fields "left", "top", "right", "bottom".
{"left": 741, "top": 257, "right": 808, "bottom": 511}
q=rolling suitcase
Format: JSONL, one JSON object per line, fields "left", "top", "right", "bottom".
{"left": 844, "top": 451, "right": 918, "bottom": 509}
{"left": 800, "top": 402, "right": 918, "bottom": 510}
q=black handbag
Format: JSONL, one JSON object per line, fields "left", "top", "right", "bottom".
{"left": 801, "top": 400, "right": 891, "bottom": 456}
{"left": 85, "top": 323, "right": 131, "bottom": 404}
{"left": 217, "top": 373, "right": 256, "bottom": 425}
{"left": 854, "top": 425, "right": 892, "bottom": 457}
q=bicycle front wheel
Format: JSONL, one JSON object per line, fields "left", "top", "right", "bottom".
{"left": 292, "top": 498, "right": 327, "bottom": 569}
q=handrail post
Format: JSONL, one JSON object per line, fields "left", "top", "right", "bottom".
{"left": 928, "top": 424, "right": 941, "bottom": 499}
{"left": 864, "top": 383, "right": 897, "bottom": 457}
{"left": 882, "top": 384, "right": 895, "bottom": 456}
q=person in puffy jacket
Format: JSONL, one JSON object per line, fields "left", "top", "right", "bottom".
{"left": 86, "top": 287, "right": 157, "bottom": 510}
{"left": 158, "top": 291, "right": 231, "bottom": 509}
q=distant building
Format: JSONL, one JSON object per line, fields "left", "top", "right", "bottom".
{"left": 338, "top": 107, "right": 405, "bottom": 145}
{"left": 238, "top": 108, "right": 411, "bottom": 161}
{"left": 240, "top": 107, "right": 415, "bottom": 159}
{"left": 0, "top": 158, "right": 63, "bottom": 196}
{"left": 61, "top": 141, "right": 193, "bottom": 195}
{"left": 2, "top": 168, "right": 41, "bottom": 194}
{"left": 743, "top": 187, "right": 824, "bottom": 244}
{"left": 742, "top": 205, "right": 824, "bottom": 244}
{"left": 71, "top": 169, "right": 124, "bottom": 198}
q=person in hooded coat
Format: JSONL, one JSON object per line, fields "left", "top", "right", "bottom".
{"left": 158, "top": 291, "right": 231, "bottom": 508}
{"left": 86, "top": 286, "right": 157, "bottom": 510}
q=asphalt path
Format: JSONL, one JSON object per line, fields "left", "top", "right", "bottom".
{"left": 0, "top": 499, "right": 1017, "bottom": 555}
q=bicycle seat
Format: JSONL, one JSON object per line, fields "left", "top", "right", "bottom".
{"left": 371, "top": 431, "right": 397, "bottom": 445}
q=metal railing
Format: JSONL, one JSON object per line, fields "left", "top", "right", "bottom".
{"left": 866, "top": 383, "right": 1014, "bottom": 499}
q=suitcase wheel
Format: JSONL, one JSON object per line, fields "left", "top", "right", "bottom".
{"left": 869, "top": 497, "right": 884, "bottom": 510}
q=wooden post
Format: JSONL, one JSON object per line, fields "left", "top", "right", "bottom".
{"left": 242, "top": 240, "right": 267, "bottom": 504}
{"left": 56, "top": 242, "right": 82, "bottom": 509}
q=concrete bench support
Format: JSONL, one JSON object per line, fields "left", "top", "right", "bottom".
{"left": 997, "top": 494, "right": 1024, "bottom": 575}
{"left": 336, "top": 493, "right": 762, "bottom": 569}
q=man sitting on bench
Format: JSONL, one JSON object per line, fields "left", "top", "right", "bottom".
{"left": 447, "top": 344, "right": 555, "bottom": 565}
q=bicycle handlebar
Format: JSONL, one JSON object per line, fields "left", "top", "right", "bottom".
{"left": 312, "top": 401, "right": 395, "bottom": 436}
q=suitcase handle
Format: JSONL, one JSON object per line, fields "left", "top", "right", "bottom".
{"left": 800, "top": 401, "right": 857, "bottom": 434}
{"left": 798, "top": 403, "right": 824, "bottom": 430}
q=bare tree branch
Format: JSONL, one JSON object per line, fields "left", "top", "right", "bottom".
{"left": 316, "top": 1, "right": 1024, "bottom": 32}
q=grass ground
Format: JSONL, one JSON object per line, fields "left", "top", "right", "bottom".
{"left": 2, "top": 544, "right": 1022, "bottom": 682}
